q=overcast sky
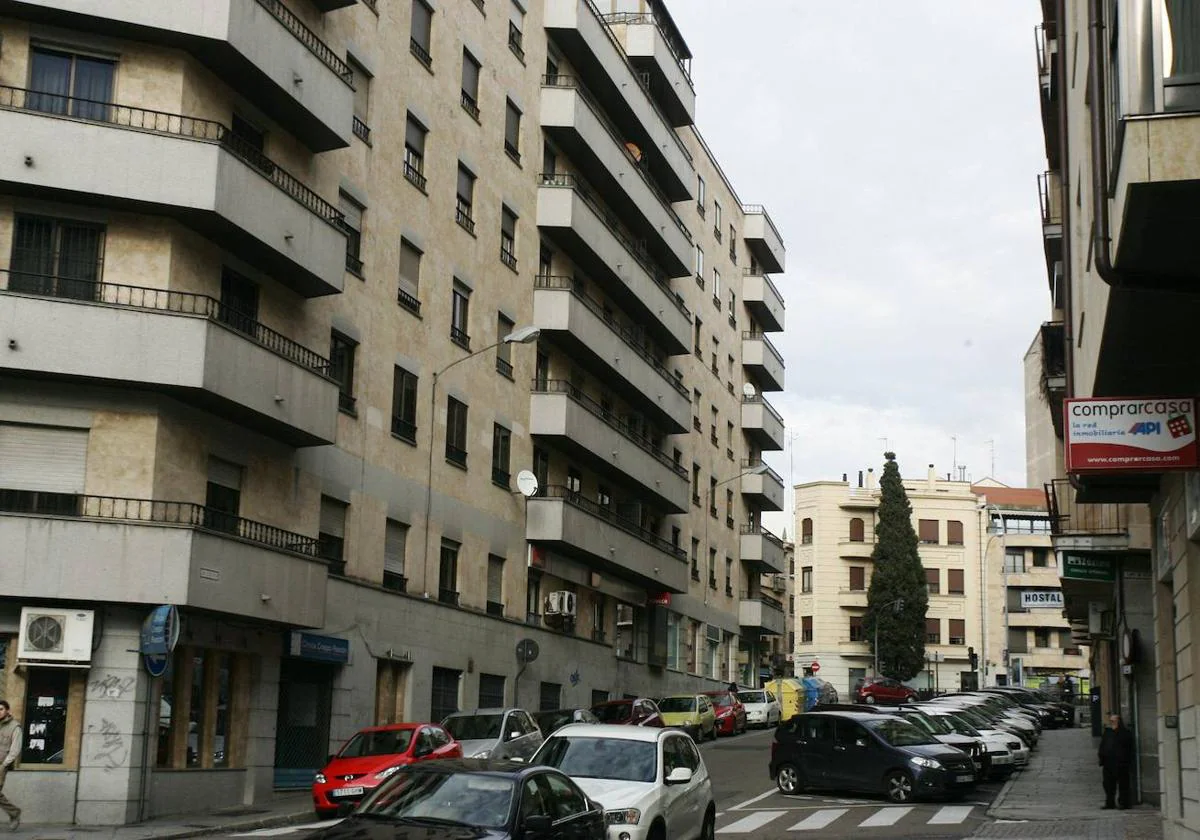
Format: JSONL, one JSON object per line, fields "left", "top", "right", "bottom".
{"left": 670, "top": 1, "right": 1049, "bottom": 528}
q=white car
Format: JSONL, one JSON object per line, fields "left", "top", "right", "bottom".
{"left": 736, "top": 689, "right": 781, "bottom": 729}
{"left": 531, "top": 723, "right": 715, "bottom": 840}
{"left": 913, "top": 706, "right": 1026, "bottom": 775}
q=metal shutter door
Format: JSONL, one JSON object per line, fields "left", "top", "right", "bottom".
{"left": 0, "top": 424, "right": 88, "bottom": 492}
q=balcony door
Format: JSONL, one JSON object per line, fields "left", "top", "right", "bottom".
{"left": 28, "top": 47, "right": 114, "bottom": 120}
{"left": 219, "top": 267, "right": 259, "bottom": 336}
{"left": 9, "top": 214, "right": 104, "bottom": 299}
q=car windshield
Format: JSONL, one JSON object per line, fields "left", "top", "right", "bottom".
{"left": 707, "top": 694, "right": 733, "bottom": 708}
{"left": 865, "top": 717, "right": 937, "bottom": 747}
{"left": 953, "top": 707, "right": 992, "bottom": 728}
{"left": 339, "top": 728, "right": 414, "bottom": 758}
{"left": 358, "top": 769, "right": 514, "bottom": 828}
{"left": 535, "top": 736, "right": 658, "bottom": 783}
{"left": 943, "top": 713, "right": 982, "bottom": 737}
{"left": 737, "top": 691, "right": 767, "bottom": 704}
{"left": 443, "top": 714, "right": 504, "bottom": 741}
{"left": 658, "top": 697, "right": 697, "bottom": 713}
{"left": 591, "top": 704, "right": 632, "bottom": 723}
{"left": 900, "top": 711, "right": 948, "bottom": 735}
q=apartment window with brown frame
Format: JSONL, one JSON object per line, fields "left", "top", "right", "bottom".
{"left": 925, "top": 618, "right": 940, "bottom": 644}
{"left": 800, "top": 567, "right": 812, "bottom": 593}
{"left": 848, "top": 517, "right": 865, "bottom": 542}
{"left": 947, "top": 568, "right": 965, "bottom": 595}
{"left": 949, "top": 619, "right": 965, "bottom": 645}
{"left": 918, "top": 519, "right": 939, "bottom": 544}
{"left": 925, "top": 567, "right": 939, "bottom": 594}
{"left": 849, "top": 616, "right": 865, "bottom": 643}
{"left": 801, "top": 518, "right": 813, "bottom": 544}
{"left": 849, "top": 566, "right": 865, "bottom": 591}
{"left": 800, "top": 616, "right": 813, "bottom": 643}
{"left": 947, "top": 520, "right": 964, "bottom": 545}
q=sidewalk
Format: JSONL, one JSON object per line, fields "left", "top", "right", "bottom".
{"left": 18, "top": 793, "right": 315, "bottom": 840}
{"left": 973, "top": 727, "right": 1161, "bottom": 840}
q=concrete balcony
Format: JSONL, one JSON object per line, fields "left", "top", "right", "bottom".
{"left": 543, "top": 0, "right": 693, "bottom": 201}
{"left": 837, "top": 540, "right": 874, "bottom": 558}
{"left": 540, "top": 81, "right": 692, "bottom": 275}
{"left": 741, "top": 205, "right": 786, "bottom": 274}
{"left": 1008, "top": 610, "right": 1071, "bottom": 628}
{"left": 1017, "top": 649, "right": 1088, "bottom": 670}
{"left": 529, "top": 383, "right": 689, "bottom": 513}
{"left": 742, "top": 271, "right": 785, "bottom": 332}
{"left": 0, "top": 494, "right": 327, "bottom": 627}
{"left": 0, "top": 286, "right": 338, "bottom": 446}
{"left": 526, "top": 487, "right": 689, "bottom": 593}
{"left": 741, "top": 461, "right": 784, "bottom": 512}
{"left": 532, "top": 276, "right": 690, "bottom": 432}
{"left": 739, "top": 525, "right": 786, "bottom": 574}
{"left": 738, "top": 593, "right": 786, "bottom": 636}
{"left": 602, "top": 13, "right": 695, "bottom": 127}
{"left": 0, "top": 93, "right": 346, "bottom": 297}
{"left": 537, "top": 177, "right": 691, "bottom": 354}
{"left": 740, "top": 394, "right": 784, "bottom": 452}
{"left": 742, "top": 332, "right": 785, "bottom": 392}
{"left": 2, "top": 0, "right": 354, "bottom": 151}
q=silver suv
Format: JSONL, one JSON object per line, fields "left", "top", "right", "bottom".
{"left": 441, "top": 707, "right": 544, "bottom": 760}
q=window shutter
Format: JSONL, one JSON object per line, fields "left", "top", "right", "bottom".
{"left": 948, "top": 568, "right": 965, "bottom": 594}
{"left": 399, "top": 240, "right": 421, "bottom": 292}
{"left": 320, "top": 497, "right": 347, "bottom": 538}
{"left": 0, "top": 424, "right": 88, "bottom": 492}
{"left": 949, "top": 619, "right": 965, "bottom": 643}
{"left": 207, "top": 457, "right": 243, "bottom": 490}
{"left": 487, "top": 555, "right": 504, "bottom": 601}
{"left": 405, "top": 116, "right": 425, "bottom": 152}
{"left": 338, "top": 193, "right": 363, "bottom": 232}
{"left": 925, "top": 617, "right": 940, "bottom": 641}
{"left": 947, "top": 520, "right": 964, "bottom": 545}
{"left": 385, "top": 520, "right": 407, "bottom": 574}
{"left": 925, "top": 568, "right": 939, "bottom": 592}
{"left": 848, "top": 517, "right": 864, "bottom": 542}
{"left": 461, "top": 52, "right": 480, "bottom": 95}
{"left": 457, "top": 165, "right": 474, "bottom": 200}
{"left": 849, "top": 566, "right": 865, "bottom": 590}
{"left": 918, "top": 519, "right": 939, "bottom": 543}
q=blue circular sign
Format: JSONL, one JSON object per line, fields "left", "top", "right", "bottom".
{"left": 144, "top": 653, "right": 169, "bottom": 677}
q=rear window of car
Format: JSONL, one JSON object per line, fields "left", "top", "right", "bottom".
{"left": 591, "top": 703, "right": 632, "bottom": 723}
{"left": 737, "top": 691, "right": 766, "bottom": 704}
{"left": 658, "top": 696, "right": 698, "bottom": 713}
{"left": 443, "top": 714, "right": 503, "bottom": 741}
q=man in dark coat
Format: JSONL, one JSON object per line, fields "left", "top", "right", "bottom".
{"left": 1099, "top": 712, "right": 1135, "bottom": 809}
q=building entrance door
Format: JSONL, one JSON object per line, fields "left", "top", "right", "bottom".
{"left": 273, "top": 659, "right": 335, "bottom": 789}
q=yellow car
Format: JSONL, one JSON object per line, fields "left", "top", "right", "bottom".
{"left": 657, "top": 694, "right": 717, "bottom": 742}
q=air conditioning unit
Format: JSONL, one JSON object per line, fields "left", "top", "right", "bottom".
{"left": 18, "top": 607, "right": 95, "bottom": 665}
{"left": 771, "top": 574, "right": 786, "bottom": 593}
{"left": 705, "top": 623, "right": 722, "bottom": 644}
{"left": 616, "top": 604, "right": 634, "bottom": 627}
{"left": 544, "top": 591, "right": 576, "bottom": 617}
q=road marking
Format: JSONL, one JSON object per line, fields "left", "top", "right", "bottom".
{"left": 787, "top": 808, "right": 848, "bottom": 830}
{"left": 231, "top": 820, "right": 342, "bottom": 837}
{"left": 726, "top": 788, "right": 780, "bottom": 810}
{"left": 927, "top": 805, "right": 974, "bottom": 825}
{"left": 716, "top": 810, "right": 787, "bottom": 833}
{"left": 857, "top": 807, "right": 912, "bottom": 827}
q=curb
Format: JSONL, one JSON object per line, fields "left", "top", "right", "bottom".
{"left": 985, "top": 768, "right": 1022, "bottom": 820}
{"left": 26, "top": 810, "right": 316, "bottom": 840}
{"left": 152, "top": 810, "right": 317, "bottom": 840}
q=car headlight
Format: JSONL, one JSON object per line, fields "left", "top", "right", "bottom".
{"left": 910, "top": 756, "right": 942, "bottom": 769}
{"left": 314, "top": 773, "right": 327, "bottom": 784}
{"left": 374, "top": 766, "right": 402, "bottom": 782}
{"left": 472, "top": 748, "right": 493, "bottom": 759}
{"left": 605, "top": 809, "right": 641, "bottom": 825}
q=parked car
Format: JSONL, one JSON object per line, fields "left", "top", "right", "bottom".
{"left": 591, "top": 698, "right": 665, "bottom": 727}
{"left": 907, "top": 704, "right": 1022, "bottom": 778}
{"left": 312, "top": 722, "right": 461, "bottom": 816}
{"left": 535, "top": 708, "right": 601, "bottom": 735}
{"left": 702, "top": 691, "right": 747, "bottom": 736}
{"left": 441, "top": 708, "right": 544, "bottom": 761}
{"left": 770, "top": 711, "right": 977, "bottom": 803}
{"left": 657, "top": 694, "right": 718, "bottom": 742}
{"left": 532, "top": 723, "right": 716, "bottom": 840}
{"left": 852, "top": 676, "right": 918, "bottom": 705}
{"left": 736, "top": 688, "right": 781, "bottom": 729}
{"left": 313, "top": 759, "right": 606, "bottom": 840}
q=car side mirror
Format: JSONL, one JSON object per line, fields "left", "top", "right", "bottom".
{"left": 524, "top": 814, "right": 554, "bottom": 835}
{"left": 665, "top": 767, "right": 693, "bottom": 785}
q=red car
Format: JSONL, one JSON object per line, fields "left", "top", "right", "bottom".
{"left": 703, "top": 690, "right": 747, "bottom": 736}
{"left": 853, "top": 676, "right": 918, "bottom": 705}
{"left": 312, "top": 722, "right": 461, "bottom": 816}
{"left": 590, "top": 698, "right": 665, "bottom": 727}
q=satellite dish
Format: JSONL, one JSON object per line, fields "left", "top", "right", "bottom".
{"left": 516, "top": 639, "right": 540, "bottom": 664}
{"left": 516, "top": 470, "right": 540, "bottom": 497}
{"left": 742, "top": 382, "right": 757, "bottom": 398}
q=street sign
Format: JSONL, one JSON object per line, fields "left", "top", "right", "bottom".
{"left": 810, "top": 661, "right": 820, "bottom": 674}
{"left": 516, "top": 639, "right": 540, "bottom": 664}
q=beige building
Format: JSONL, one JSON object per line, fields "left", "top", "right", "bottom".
{"left": 0, "top": 0, "right": 788, "bottom": 823}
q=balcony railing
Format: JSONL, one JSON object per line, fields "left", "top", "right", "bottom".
{"left": 461, "top": 90, "right": 481, "bottom": 120}
{"left": 352, "top": 116, "right": 371, "bottom": 143}
{"left": 740, "top": 523, "right": 786, "bottom": 549}
{"left": 397, "top": 286, "right": 422, "bottom": 315}
{"left": 403, "top": 159, "right": 427, "bottom": 192}
{"left": 741, "top": 459, "right": 783, "bottom": 485}
{"left": 410, "top": 38, "right": 433, "bottom": 69}
{"left": 500, "top": 248, "right": 518, "bottom": 271}
{"left": 455, "top": 203, "right": 476, "bottom": 235}
{"left": 740, "top": 590, "right": 784, "bottom": 611}
{"left": 0, "top": 489, "right": 321, "bottom": 556}
{"left": 742, "top": 330, "right": 786, "bottom": 369}
{"left": 741, "top": 204, "right": 784, "bottom": 247}
{"left": 254, "top": 0, "right": 354, "bottom": 84}
{"left": 1040, "top": 321, "right": 1066, "bottom": 381}
{"left": 532, "top": 380, "right": 687, "bottom": 479}
{"left": 533, "top": 275, "right": 688, "bottom": 399}
{"left": 537, "top": 484, "right": 686, "bottom": 561}
{"left": 538, "top": 172, "right": 691, "bottom": 321}
{"left": 1045, "top": 479, "right": 1126, "bottom": 536}
{"left": 496, "top": 356, "right": 514, "bottom": 378}
{"left": 0, "top": 277, "right": 332, "bottom": 374}
{"left": 598, "top": 11, "right": 694, "bottom": 84}
{"left": 1038, "top": 171, "right": 1061, "bottom": 226}
{"left": 450, "top": 326, "right": 471, "bottom": 350}
{"left": 742, "top": 393, "right": 784, "bottom": 426}
{"left": 743, "top": 267, "right": 787, "bottom": 311}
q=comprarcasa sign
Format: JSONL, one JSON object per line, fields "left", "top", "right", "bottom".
{"left": 1065, "top": 397, "right": 1198, "bottom": 473}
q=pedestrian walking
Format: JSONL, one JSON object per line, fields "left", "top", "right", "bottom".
{"left": 1099, "top": 711, "right": 1134, "bottom": 810}
{"left": 0, "top": 700, "right": 21, "bottom": 831}
{"left": 727, "top": 681, "right": 738, "bottom": 694}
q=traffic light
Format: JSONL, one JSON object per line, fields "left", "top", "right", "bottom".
{"left": 968, "top": 646, "right": 979, "bottom": 671}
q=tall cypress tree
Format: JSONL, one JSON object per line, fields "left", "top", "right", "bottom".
{"left": 864, "top": 452, "right": 928, "bottom": 681}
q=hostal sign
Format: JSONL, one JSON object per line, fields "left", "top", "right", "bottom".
{"left": 1020, "top": 591, "right": 1064, "bottom": 609}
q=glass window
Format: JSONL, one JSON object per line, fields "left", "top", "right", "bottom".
{"left": 501, "top": 206, "right": 518, "bottom": 268}
{"left": 801, "top": 518, "right": 813, "bottom": 544}
{"left": 9, "top": 214, "right": 105, "bottom": 299}
{"left": 479, "top": 673, "right": 506, "bottom": 708}
{"left": 492, "top": 424, "right": 511, "bottom": 485}
{"left": 392, "top": 366, "right": 418, "bottom": 442}
{"left": 348, "top": 57, "right": 370, "bottom": 124}
{"left": 451, "top": 284, "right": 471, "bottom": 348}
{"left": 849, "top": 616, "right": 864, "bottom": 642}
{"left": 330, "top": 331, "right": 357, "bottom": 412}
{"left": 446, "top": 398, "right": 468, "bottom": 466}
{"left": 456, "top": 165, "right": 476, "bottom": 230}
{"left": 1004, "top": 549, "right": 1026, "bottom": 574}
{"left": 410, "top": 0, "right": 433, "bottom": 65}
{"left": 28, "top": 48, "right": 114, "bottom": 120}
{"left": 504, "top": 100, "right": 522, "bottom": 160}
{"left": 431, "top": 667, "right": 462, "bottom": 723}
{"left": 461, "top": 49, "right": 481, "bottom": 112}
{"left": 439, "top": 539, "right": 460, "bottom": 603}
{"left": 399, "top": 238, "right": 422, "bottom": 299}
{"left": 21, "top": 668, "right": 69, "bottom": 765}
{"left": 384, "top": 519, "right": 408, "bottom": 591}
{"left": 801, "top": 567, "right": 812, "bottom": 593}
{"left": 404, "top": 115, "right": 427, "bottom": 187}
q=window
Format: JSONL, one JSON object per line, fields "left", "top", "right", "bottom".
{"left": 696, "top": 175, "right": 706, "bottom": 215}
{"left": 154, "top": 648, "right": 245, "bottom": 769}
{"left": 1008, "top": 627, "right": 1028, "bottom": 654}
{"left": 925, "top": 618, "right": 940, "bottom": 644}
{"left": 391, "top": 366, "right": 418, "bottom": 443}
{"left": 492, "top": 424, "right": 511, "bottom": 487}
{"left": 460, "top": 50, "right": 481, "bottom": 119}
{"left": 496, "top": 313, "right": 515, "bottom": 377}
{"left": 500, "top": 206, "right": 518, "bottom": 269}
{"left": 398, "top": 238, "right": 422, "bottom": 313}
{"left": 724, "top": 556, "right": 733, "bottom": 592}
{"left": 713, "top": 201, "right": 722, "bottom": 236}
{"left": 504, "top": 99, "right": 522, "bottom": 162}
{"left": 947, "top": 519, "right": 964, "bottom": 545}
{"left": 949, "top": 619, "right": 965, "bottom": 645}
{"left": 348, "top": 56, "right": 371, "bottom": 141}
{"left": 925, "top": 568, "right": 940, "bottom": 595}
{"left": 404, "top": 115, "right": 428, "bottom": 190}
{"left": 801, "top": 616, "right": 813, "bottom": 643}
{"left": 446, "top": 397, "right": 468, "bottom": 466}
{"left": 690, "top": 538, "right": 700, "bottom": 579}
{"left": 708, "top": 548, "right": 717, "bottom": 588}
{"left": 28, "top": 47, "right": 114, "bottom": 120}
{"left": 848, "top": 517, "right": 865, "bottom": 542}
{"left": 801, "top": 567, "right": 812, "bottom": 593}
{"left": 487, "top": 555, "right": 505, "bottom": 615}
{"left": 479, "top": 674, "right": 505, "bottom": 708}
{"left": 533, "top": 446, "right": 549, "bottom": 493}
{"left": 1035, "top": 629, "right": 1051, "bottom": 649}
{"left": 712, "top": 268, "right": 721, "bottom": 304}
{"left": 410, "top": 0, "right": 433, "bottom": 68}
{"left": 1004, "top": 549, "right": 1026, "bottom": 574}
{"left": 219, "top": 267, "right": 258, "bottom": 335}
{"left": 801, "top": 518, "right": 813, "bottom": 544}
{"left": 508, "top": 0, "right": 526, "bottom": 61}
{"left": 316, "top": 496, "right": 348, "bottom": 577}
{"left": 725, "top": 488, "right": 734, "bottom": 526}
{"left": 709, "top": 477, "right": 718, "bottom": 516}
{"left": 431, "top": 667, "right": 461, "bottom": 721}
{"left": 456, "top": 164, "right": 476, "bottom": 233}
{"left": 384, "top": 520, "right": 408, "bottom": 591}
{"left": 330, "top": 331, "right": 357, "bottom": 413}
{"left": 204, "top": 457, "right": 242, "bottom": 535}
{"left": 339, "top": 192, "right": 364, "bottom": 276}
{"left": 439, "top": 539, "right": 460, "bottom": 604}
{"left": 597, "top": 484, "right": 611, "bottom": 507}
{"left": 694, "top": 244, "right": 704, "bottom": 283}
{"left": 566, "top": 466, "right": 582, "bottom": 495}
{"left": 691, "top": 463, "right": 701, "bottom": 505}
{"left": 1032, "top": 548, "right": 1049, "bottom": 567}
{"left": 18, "top": 667, "right": 74, "bottom": 766}
{"left": 788, "top": 595, "right": 794, "bottom": 615}
{"left": 849, "top": 616, "right": 865, "bottom": 643}
{"left": 539, "top": 682, "right": 561, "bottom": 712}
{"left": 849, "top": 566, "right": 865, "bottom": 591}
{"left": 451, "top": 282, "right": 471, "bottom": 348}
{"left": 729, "top": 225, "right": 737, "bottom": 261}
{"left": 918, "top": 519, "right": 939, "bottom": 544}
{"left": 947, "top": 568, "right": 965, "bottom": 595}
{"left": 9, "top": 214, "right": 105, "bottom": 299}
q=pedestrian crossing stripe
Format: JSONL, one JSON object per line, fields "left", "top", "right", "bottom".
{"left": 857, "top": 807, "right": 912, "bottom": 827}
{"left": 788, "top": 808, "right": 847, "bottom": 831}
{"left": 716, "top": 805, "right": 975, "bottom": 833}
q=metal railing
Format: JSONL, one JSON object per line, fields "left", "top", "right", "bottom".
{"left": 741, "top": 204, "right": 784, "bottom": 248}
{"left": 0, "top": 490, "right": 321, "bottom": 556}
{"left": 598, "top": 11, "right": 694, "bottom": 84}
{"left": 410, "top": 37, "right": 433, "bottom": 69}
{"left": 500, "top": 248, "right": 518, "bottom": 271}
{"left": 1045, "top": 479, "right": 1127, "bottom": 536}
{"left": 532, "top": 380, "right": 687, "bottom": 479}
{"left": 391, "top": 416, "right": 417, "bottom": 443}
{"left": 534, "top": 484, "right": 686, "bottom": 561}
{"left": 450, "top": 326, "right": 471, "bottom": 350}
{"left": 254, "top": 0, "right": 354, "bottom": 84}
{"left": 1, "top": 276, "right": 331, "bottom": 374}
{"left": 533, "top": 275, "right": 688, "bottom": 399}
{"left": 740, "top": 523, "right": 785, "bottom": 549}
{"left": 1038, "top": 170, "right": 1061, "bottom": 226}
{"left": 397, "top": 286, "right": 422, "bottom": 315}
{"left": 742, "top": 330, "right": 786, "bottom": 370}
{"left": 455, "top": 204, "right": 476, "bottom": 235}
{"left": 403, "top": 159, "right": 428, "bottom": 192}
{"left": 743, "top": 267, "right": 787, "bottom": 311}
{"left": 461, "top": 91, "right": 480, "bottom": 120}
{"left": 742, "top": 393, "right": 785, "bottom": 426}
{"left": 741, "top": 459, "right": 783, "bottom": 485}
{"left": 1034, "top": 23, "right": 1049, "bottom": 78}
{"left": 1040, "top": 321, "right": 1066, "bottom": 380}
{"left": 352, "top": 116, "right": 370, "bottom": 143}
{"left": 496, "top": 356, "right": 514, "bottom": 378}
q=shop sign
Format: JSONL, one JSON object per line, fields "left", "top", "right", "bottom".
{"left": 648, "top": 592, "right": 671, "bottom": 606}
{"left": 288, "top": 631, "right": 350, "bottom": 664}
{"left": 1062, "top": 554, "right": 1116, "bottom": 582}
{"left": 1065, "top": 397, "right": 1198, "bottom": 473}
{"left": 1021, "top": 590, "right": 1064, "bottom": 609}
{"left": 141, "top": 605, "right": 180, "bottom": 677}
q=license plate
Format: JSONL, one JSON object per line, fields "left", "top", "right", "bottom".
{"left": 955, "top": 775, "right": 974, "bottom": 783}
{"left": 332, "top": 786, "right": 365, "bottom": 797}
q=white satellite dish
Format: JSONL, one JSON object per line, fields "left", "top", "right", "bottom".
{"left": 742, "top": 382, "right": 757, "bottom": 398}
{"left": 516, "top": 470, "right": 540, "bottom": 498}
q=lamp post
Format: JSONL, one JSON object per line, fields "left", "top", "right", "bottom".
{"left": 421, "top": 326, "right": 540, "bottom": 597}
{"left": 874, "top": 596, "right": 905, "bottom": 678}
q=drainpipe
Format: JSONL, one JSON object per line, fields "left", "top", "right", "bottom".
{"left": 1056, "top": 0, "right": 1075, "bottom": 401}
{"left": 1086, "top": 0, "right": 1127, "bottom": 292}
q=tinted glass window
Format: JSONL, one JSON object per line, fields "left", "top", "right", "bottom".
{"left": 737, "top": 690, "right": 766, "bottom": 704}
{"left": 798, "top": 717, "right": 834, "bottom": 742}
{"left": 834, "top": 720, "right": 869, "bottom": 746}
{"left": 865, "top": 718, "right": 937, "bottom": 746}
{"left": 540, "top": 772, "right": 588, "bottom": 819}
{"left": 592, "top": 703, "right": 631, "bottom": 723}
{"left": 339, "top": 728, "right": 414, "bottom": 757}
{"left": 359, "top": 769, "right": 513, "bottom": 828}
{"left": 659, "top": 697, "right": 697, "bottom": 713}
{"left": 662, "top": 736, "right": 686, "bottom": 776}
{"left": 679, "top": 736, "right": 701, "bottom": 771}
{"left": 444, "top": 714, "right": 503, "bottom": 740}
{"left": 535, "top": 736, "right": 657, "bottom": 783}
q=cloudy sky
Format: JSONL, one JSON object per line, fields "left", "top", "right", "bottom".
{"left": 670, "top": 1, "right": 1049, "bottom": 526}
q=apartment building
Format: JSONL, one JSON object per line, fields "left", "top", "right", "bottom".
{"left": 0, "top": 0, "right": 788, "bottom": 823}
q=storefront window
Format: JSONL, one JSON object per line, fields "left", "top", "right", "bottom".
{"left": 22, "top": 669, "right": 69, "bottom": 765}
{"left": 157, "top": 647, "right": 244, "bottom": 770}
{"left": 214, "top": 654, "right": 231, "bottom": 768}
{"left": 157, "top": 656, "right": 175, "bottom": 767}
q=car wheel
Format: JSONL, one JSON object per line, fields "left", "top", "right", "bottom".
{"left": 884, "top": 770, "right": 914, "bottom": 803}
{"left": 775, "top": 763, "right": 803, "bottom": 795}
{"left": 700, "top": 807, "right": 716, "bottom": 840}
{"left": 864, "top": 694, "right": 876, "bottom": 704}
{"left": 709, "top": 723, "right": 718, "bottom": 742}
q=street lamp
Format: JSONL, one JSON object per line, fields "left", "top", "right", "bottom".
{"left": 420, "top": 326, "right": 540, "bottom": 597}
{"left": 873, "top": 596, "right": 905, "bottom": 677}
